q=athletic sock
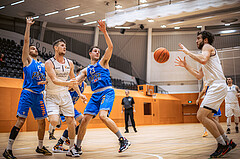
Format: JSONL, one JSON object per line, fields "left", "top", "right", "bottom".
{"left": 76, "top": 139, "right": 82, "bottom": 148}
{"left": 7, "top": 126, "right": 20, "bottom": 150}
{"left": 216, "top": 136, "right": 226, "bottom": 145}
{"left": 221, "top": 133, "right": 230, "bottom": 143}
{"left": 38, "top": 140, "right": 43, "bottom": 149}
{"left": 115, "top": 130, "right": 123, "bottom": 139}
{"left": 69, "top": 138, "right": 74, "bottom": 149}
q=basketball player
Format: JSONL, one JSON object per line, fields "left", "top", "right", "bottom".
{"left": 75, "top": 20, "right": 131, "bottom": 154}
{"left": 225, "top": 77, "right": 240, "bottom": 134}
{"left": 52, "top": 68, "right": 87, "bottom": 153}
{"left": 2, "top": 17, "right": 52, "bottom": 159}
{"left": 45, "top": 38, "right": 87, "bottom": 157}
{"left": 175, "top": 31, "right": 236, "bottom": 158}
{"left": 196, "top": 82, "right": 222, "bottom": 137}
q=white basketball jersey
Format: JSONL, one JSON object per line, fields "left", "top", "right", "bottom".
{"left": 201, "top": 49, "right": 225, "bottom": 85}
{"left": 225, "top": 85, "right": 238, "bottom": 104}
{"left": 46, "top": 57, "right": 70, "bottom": 94}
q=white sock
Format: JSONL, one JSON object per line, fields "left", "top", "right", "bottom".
{"left": 227, "top": 117, "right": 231, "bottom": 129}
{"left": 61, "top": 136, "right": 67, "bottom": 141}
{"left": 38, "top": 140, "right": 43, "bottom": 149}
{"left": 7, "top": 139, "right": 14, "bottom": 150}
{"left": 69, "top": 138, "right": 74, "bottom": 149}
{"left": 221, "top": 133, "right": 230, "bottom": 143}
{"left": 216, "top": 136, "right": 226, "bottom": 145}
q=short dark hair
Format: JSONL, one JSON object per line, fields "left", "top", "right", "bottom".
{"left": 89, "top": 46, "right": 100, "bottom": 53}
{"left": 52, "top": 38, "right": 66, "bottom": 49}
{"left": 197, "top": 31, "right": 214, "bottom": 45}
{"left": 29, "top": 44, "right": 35, "bottom": 48}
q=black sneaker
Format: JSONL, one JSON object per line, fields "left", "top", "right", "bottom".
{"left": 36, "top": 146, "right": 52, "bottom": 156}
{"left": 236, "top": 127, "right": 239, "bottom": 133}
{"left": 49, "top": 130, "right": 57, "bottom": 140}
{"left": 226, "top": 128, "right": 231, "bottom": 134}
{"left": 118, "top": 137, "right": 131, "bottom": 153}
{"left": 229, "top": 139, "right": 237, "bottom": 150}
{"left": 210, "top": 143, "right": 231, "bottom": 158}
{"left": 134, "top": 128, "right": 137, "bottom": 133}
{"left": 75, "top": 145, "right": 83, "bottom": 155}
{"left": 2, "top": 149, "right": 16, "bottom": 159}
{"left": 124, "top": 130, "right": 129, "bottom": 133}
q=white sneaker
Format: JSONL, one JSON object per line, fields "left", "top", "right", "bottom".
{"left": 66, "top": 146, "right": 80, "bottom": 157}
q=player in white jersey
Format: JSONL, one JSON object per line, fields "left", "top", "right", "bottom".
{"left": 225, "top": 77, "right": 240, "bottom": 134}
{"left": 175, "top": 31, "right": 236, "bottom": 158}
{"left": 45, "top": 38, "right": 87, "bottom": 157}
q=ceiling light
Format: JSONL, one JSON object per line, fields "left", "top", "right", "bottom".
{"left": 83, "top": 21, "right": 97, "bottom": 25}
{"left": 161, "top": 25, "right": 166, "bottom": 28}
{"left": 0, "top": 6, "right": 5, "bottom": 10}
{"left": 148, "top": 19, "right": 154, "bottom": 22}
{"left": 174, "top": 27, "right": 180, "bottom": 29}
{"left": 115, "top": 27, "right": 130, "bottom": 29}
{"left": 225, "top": 23, "right": 231, "bottom": 26}
{"left": 197, "top": 26, "right": 202, "bottom": 28}
{"left": 200, "top": 16, "right": 215, "bottom": 20}
{"left": 11, "top": 0, "right": 24, "bottom": 6}
{"left": 115, "top": 5, "right": 122, "bottom": 9}
{"left": 220, "top": 30, "right": 236, "bottom": 34}
{"left": 32, "top": 16, "right": 39, "bottom": 19}
{"left": 45, "top": 11, "right": 59, "bottom": 16}
{"left": 65, "top": 15, "right": 80, "bottom": 20}
{"left": 80, "top": 11, "right": 95, "bottom": 16}
{"left": 140, "top": 0, "right": 147, "bottom": 3}
{"left": 65, "top": 5, "right": 80, "bottom": 11}
{"left": 170, "top": 21, "right": 184, "bottom": 25}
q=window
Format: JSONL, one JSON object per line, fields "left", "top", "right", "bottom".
{"left": 144, "top": 103, "right": 152, "bottom": 115}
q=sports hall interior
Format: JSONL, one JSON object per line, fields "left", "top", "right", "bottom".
{"left": 0, "top": 0, "right": 240, "bottom": 158}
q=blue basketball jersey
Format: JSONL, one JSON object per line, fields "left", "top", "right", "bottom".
{"left": 22, "top": 59, "right": 46, "bottom": 93}
{"left": 87, "top": 61, "right": 112, "bottom": 91}
{"left": 69, "top": 82, "right": 85, "bottom": 105}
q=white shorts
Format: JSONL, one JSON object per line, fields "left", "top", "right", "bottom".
{"left": 200, "top": 83, "right": 227, "bottom": 113}
{"left": 225, "top": 103, "right": 240, "bottom": 117}
{"left": 45, "top": 91, "right": 74, "bottom": 116}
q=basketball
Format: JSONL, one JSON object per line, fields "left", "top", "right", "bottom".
{"left": 154, "top": 48, "right": 169, "bottom": 63}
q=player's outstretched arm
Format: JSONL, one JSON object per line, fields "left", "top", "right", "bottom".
{"left": 22, "top": 17, "right": 35, "bottom": 67}
{"left": 76, "top": 68, "right": 87, "bottom": 84}
{"left": 175, "top": 56, "right": 204, "bottom": 80}
{"left": 178, "top": 43, "right": 211, "bottom": 65}
{"left": 45, "top": 60, "right": 78, "bottom": 87}
{"left": 98, "top": 20, "right": 113, "bottom": 68}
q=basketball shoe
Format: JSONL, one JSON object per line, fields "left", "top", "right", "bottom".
{"left": 210, "top": 143, "right": 231, "bottom": 158}
{"left": 118, "top": 137, "right": 131, "bottom": 153}
{"left": 36, "top": 146, "right": 52, "bottom": 155}
{"left": 3, "top": 149, "right": 16, "bottom": 159}
{"left": 52, "top": 144, "right": 68, "bottom": 153}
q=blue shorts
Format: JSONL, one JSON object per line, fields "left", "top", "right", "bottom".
{"left": 84, "top": 88, "right": 115, "bottom": 117}
{"left": 213, "top": 108, "right": 221, "bottom": 117}
{"left": 17, "top": 89, "right": 47, "bottom": 120}
{"left": 60, "top": 108, "right": 82, "bottom": 122}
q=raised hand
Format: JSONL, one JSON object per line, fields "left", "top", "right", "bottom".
{"left": 80, "top": 94, "right": 87, "bottom": 104}
{"left": 97, "top": 20, "right": 106, "bottom": 33}
{"left": 26, "top": 17, "right": 35, "bottom": 26}
{"left": 178, "top": 43, "right": 190, "bottom": 55}
{"left": 175, "top": 56, "right": 187, "bottom": 67}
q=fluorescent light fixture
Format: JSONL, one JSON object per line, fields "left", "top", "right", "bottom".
{"left": 11, "top": 0, "right": 24, "bottom": 6}
{"left": 32, "top": 16, "right": 39, "bottom": 19}
{"left": 170, "top": 21, "right": 184, "bottom": 25}
{"left": 83, "top": 21, "right": 97, "bottom": 25}
{"left": 225, "top": 23, "right": 230, "bottom": 26}
{"left": 200, "top": 16, "right": 215, "bottom": 20}
{"left": 148, "top": 19, "right": 154, "bottom": 22}
{"left": 161, "top": 25, "right": 166, "bottom": 28}
{"left": 45, "top": 11, "right": 59, "bottom": 16}
{"left": 65, "top": 5, "right": 80, "bottom": 11}
{"left": 174, "top": 26, "right": 180, "bottom": 29}
{"left": 115, "top": 27, "right": 130, "bottom": 29}
{"left": 220, "top": 30, "right": 236, "bottom": 34}
{"left": 115, "top": 5, "right": 122, "bottom": 9}
{"left": 140, "top": 0, "right": 147, "bottom": 3}
{"left": 80, "top": 11, "right": 95, "bottom": 16}
{"left": 0, "top": 6, "right": 5, "bottom": 10}
{"left": 65, "top": 15, "right": 79, "bottom": 20}
{"left": 197, "top": 25, "right": 202, "bottom": 28}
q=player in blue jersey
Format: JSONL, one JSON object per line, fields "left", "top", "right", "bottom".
{"left": 2, "top": 17, "right": 52, "bottom": 159}
{"left": 76, "top": 20, "right": 130, "bottom": 154}
{"left": 51, "top": 67, "right": 87, "bottom": 153}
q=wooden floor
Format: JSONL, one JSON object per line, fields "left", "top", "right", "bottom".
{"left": 0, "top": 123, "right": 239, "bottom": 159}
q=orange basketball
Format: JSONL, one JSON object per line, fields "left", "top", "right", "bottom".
{"left": 154, "top": 47, "right": 169, "bottom": 63}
